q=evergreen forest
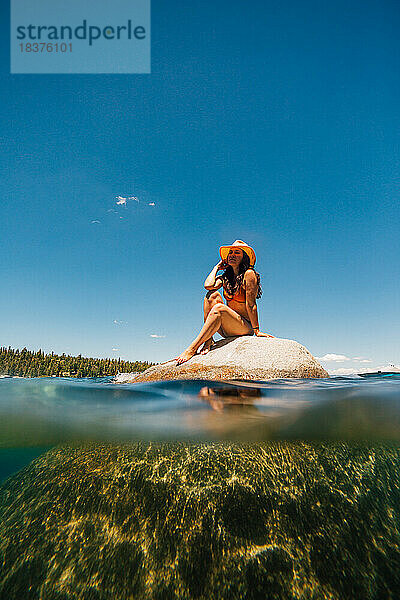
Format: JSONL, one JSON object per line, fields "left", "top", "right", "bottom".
{"left": 0, "top": 347, "right": 153, "bottom": 378}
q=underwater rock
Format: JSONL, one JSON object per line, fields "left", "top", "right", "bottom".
{"left": 128, "top": 337, "right": 328, "bottom": 382}
{"left": 1, "top": 443, "right": 400, "bottom": 599}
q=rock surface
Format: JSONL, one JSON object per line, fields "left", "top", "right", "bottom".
{"left": 1, "top": 443, "right": 400, "bottom": 600}
{"left": 129, "top": 337, "right": 328, "bottom": 382}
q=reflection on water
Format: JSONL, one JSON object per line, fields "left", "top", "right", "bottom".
{"left": 198, "top": 384, "right": 262, "bottom": 411}
{"left": 1, "top": 375, "right": 400, "bottom": 447}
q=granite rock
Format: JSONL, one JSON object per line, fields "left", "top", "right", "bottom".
{"left": 128, "top": 337, "right": 328, "bottom": 382}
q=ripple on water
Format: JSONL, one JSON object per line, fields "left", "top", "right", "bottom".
{"left": 0, "top": 375, "right": 399, "bottom": 448}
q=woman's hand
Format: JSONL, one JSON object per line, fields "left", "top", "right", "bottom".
{"left": 204, "top": 262, "right": 225, "bottom": 289}
{"left": 217, "top": 260, "right": 227, "bottom": 271}
{"left": 254, "top": 330, "right": 275, "bottom": 338}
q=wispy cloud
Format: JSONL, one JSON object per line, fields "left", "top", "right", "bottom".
{"left": 150, "top": 334, "right": 166, "bottom": 338}
{"left": 353, "top": 357, "right": 372, "bottom": 363}
{"left": 112, "top": 348, "right": 119, "bottom": 351}
{"left": 91, "top": 220, "right": 100, "bottom": 224}
{"left": 113, "top": 195, "right": 155, "bottom": 212}
{"left": 317, "top": 353, "right": 351, "bottom": 362}
{"left": 328, "top": 367, "right": 359, "bottom": 376}
{"left": 318, "top": 354, "right": 373, "bottom": 364}
{"left": 116, "top": 196, "right": 139, "bottom": 205}
{"left": 113, "top": 319, "right": 127, "bottom": 326}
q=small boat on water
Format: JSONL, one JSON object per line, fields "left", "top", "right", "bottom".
{"left": 358, "top": 372, "right": 400, "bottom": 378}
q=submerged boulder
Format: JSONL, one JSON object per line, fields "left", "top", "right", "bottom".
{"left": 0, "top": 443, "right": 400, "bottom": 600}
{"left": 130, "top": 337, "right": 328, "bottom": 382}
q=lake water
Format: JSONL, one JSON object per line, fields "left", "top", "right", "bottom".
{"left": 1, "top": 373, "right": 400, "bottom": 481}
{"left": 1, "top": 374, "right": 400, "bottom": 598}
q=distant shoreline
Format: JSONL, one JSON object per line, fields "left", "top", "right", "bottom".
{"left": 0, "top": 346, "right": 152, "bottom": 378}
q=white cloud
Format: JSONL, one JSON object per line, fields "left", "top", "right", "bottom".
{"left": 113, "top": 320, "right": 127, "bottom": 326}
{"left": 128, "top": 196, "right": 139, "bottom": 202}
{"left": 148, "top": 202, "right": 155, "bottom": 206}
{"left": 318, "top": 354, "right": 373, "bottom": 367}
{"left": 328, "top": 367, "right": 359, "bottom": 376}
{"left": 317, "top": 353, "right": 351, "bottom": 362}
{"left": 112, "top": 348, "right": 119, "bottom": 351}
{"left": 116, "top": 196, "right": 127, "bottom": 205}
{"left": 329, "top": 364, "right": 400, "bottom": 376}
{"left": 150, "top": 334, "right": 166, "bottom": 338}
{"left": 91, "top": 220, "right": 100, "bottom": 224}
{"left": 359, "top": 364, "right": 400, "bottom": 373}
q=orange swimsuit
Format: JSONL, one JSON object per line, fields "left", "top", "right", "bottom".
{"left": 223, "top": 286, "right": 246, "bottom": 305}
{"left": 221, "top": 285, "right": 253, "bottom": 336}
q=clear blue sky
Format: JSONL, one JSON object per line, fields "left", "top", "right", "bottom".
{"left": 1, "top": 0, "right": 399, "bottom": 373}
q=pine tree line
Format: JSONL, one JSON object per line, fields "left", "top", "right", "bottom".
{"left": 0, "top": 347, "right": 153, "bottom": 378}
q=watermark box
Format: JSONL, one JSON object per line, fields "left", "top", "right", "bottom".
{"left": 10, "top": 0, "right": 151, "bottom": 74}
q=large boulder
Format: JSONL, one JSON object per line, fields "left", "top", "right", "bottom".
{"left": 0, "top": 443, "right": 399, "bottom": 600}
{"left": 130, "top": 337, "right": 328, "bottom": 382}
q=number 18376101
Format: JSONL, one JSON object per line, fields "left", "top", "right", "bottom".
{"left": 19, "top": 42, "right": 72, "bottom": 52}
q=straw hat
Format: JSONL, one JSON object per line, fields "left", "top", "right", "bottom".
{"left": 219, "top": 240, "right": 256, "bottom": 266}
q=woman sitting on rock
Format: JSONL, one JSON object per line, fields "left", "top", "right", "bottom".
{"left": 176, "top": 240, "right": 274, "bottom": 365}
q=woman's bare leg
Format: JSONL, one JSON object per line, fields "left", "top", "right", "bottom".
{"left": 176, "top": 304, "right": 253, "bottom": 365}
{"left": 199, "top": 291, "right": 224, "bottom": 354}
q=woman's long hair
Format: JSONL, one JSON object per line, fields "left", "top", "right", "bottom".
{"left": 221, "top": 250, "right": 262, "bottom": 299}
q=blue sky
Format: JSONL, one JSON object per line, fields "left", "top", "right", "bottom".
{"left": 1, "top": 0, "right": 399, "bottom": 373}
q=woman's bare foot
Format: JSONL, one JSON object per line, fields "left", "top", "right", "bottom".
{"left": 199, "top": 338, "right": 214, "bottom": 355}
{"left": 176, "top": 346, "right": 197, "bottom": 366}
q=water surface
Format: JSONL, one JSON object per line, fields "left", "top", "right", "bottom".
{"left": 1, "top": 374, "right": 399, "bottom": 453}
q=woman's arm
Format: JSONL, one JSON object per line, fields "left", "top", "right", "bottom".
{"left": 204, "top": 261, "right": 225, "bottom": 290}
{"left": 244, "top": 270, "right": 274, "bottom": 338}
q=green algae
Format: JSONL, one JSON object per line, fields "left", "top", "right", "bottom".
{"left": 0, "top": 443, "right": 399, "bottom": 599}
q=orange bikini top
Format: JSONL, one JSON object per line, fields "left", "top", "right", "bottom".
{"left": 223, "top": 285, "right": 246, "bottom": 304}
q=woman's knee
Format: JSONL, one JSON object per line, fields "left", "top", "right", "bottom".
{"left": 209, "top": 303, "right": 227, "bottom": 317}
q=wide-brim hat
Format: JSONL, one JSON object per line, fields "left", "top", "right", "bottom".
{"left": 219, "top": 240, "right": 256, "bottom": 266}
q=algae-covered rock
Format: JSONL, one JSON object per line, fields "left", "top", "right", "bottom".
{"left": 1, "top": 443, "right": 400, "bottom": 599}
{"left": 125, "top": 337, "right": 328, "bottom": 382}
